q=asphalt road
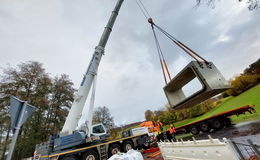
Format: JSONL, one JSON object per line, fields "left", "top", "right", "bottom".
{"left": 188, "top": 120, "right": 260, "bottom": 141}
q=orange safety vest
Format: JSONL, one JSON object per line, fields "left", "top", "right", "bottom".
{"left": 158, "top": 122, "right": 163, "bottom": 127}
{"left": 154, "top": 126, "right": 160, "bottom": 132}
{"left": 169, "top": 126, "right": 176, "bottom": 134}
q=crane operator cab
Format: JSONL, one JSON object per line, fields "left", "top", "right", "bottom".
{"left": 91, "top": 123, "right": 109, "bottom": 139}
{"left": 53, "top": 123, "right": 108, "bottom": 152}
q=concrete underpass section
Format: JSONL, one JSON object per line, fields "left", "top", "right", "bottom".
{"left": 156, "top": 135, "right": 260, "bottom": 160}
{"left": 164, "top": 61, "right": 230, "bottom": 109}
{"left": 158, "top": 137, "right": 240, "bottom": 160}
{"left": 152, "top": 121, "right": 260, "bottom": 160}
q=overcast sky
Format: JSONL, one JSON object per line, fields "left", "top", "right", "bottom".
{"left": 0, "top": 0, "right": 259, "bottom": 126}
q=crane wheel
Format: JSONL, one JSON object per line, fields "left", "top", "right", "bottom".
{"left": 122, "top": 140, "right": 134, "bottom": 152}
{"left": 199, "top": 122, "right": 211, "bottom": 133}
{"left": 189, "top": 125, "right": 200, "bottom": 135}
{"left": 82, "top": 150, "right": 99, "bottom": 160}
{"left": 109, "top": 143, "right": 121, "bottom": 156}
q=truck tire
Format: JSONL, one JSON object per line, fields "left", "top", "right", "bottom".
{"left": 212, "top": 119, "right": 224, "bottom": 130}
{"left": 199, "top": 122, "right": 211, "bottom": 133}
{"left": 61, "top": 155, "right": 78, "bottom": 160}
{"left": 122, "top": 140, "right": 134, "bottom": 152}
{"left": 189, "top": 125, "right": 200, "bottom": 135}
{"left": 109, "top": 143, "right": 121, "bottom": 156}
{"left": 224, "top": 118, "right": 232, "bottom": 127}
{"left": 82, "top": 150, "right": 99, "bottom": 160}
{"left": 141, "top": 135, "right": 150, "bottom": 150}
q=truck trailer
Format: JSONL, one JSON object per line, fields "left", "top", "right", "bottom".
{"left": 174, "top": 105, "right": 256, "bottom": 135}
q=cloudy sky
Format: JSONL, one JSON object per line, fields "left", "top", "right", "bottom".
{"left": 0, "top": 0, "right": 259, "bottom": 126}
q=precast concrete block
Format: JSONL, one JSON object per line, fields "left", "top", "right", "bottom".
{"left": 164, "top": 61, "right": 230, "bottom": 109}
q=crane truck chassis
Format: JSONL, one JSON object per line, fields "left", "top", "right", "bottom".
{"left": 34, "top": 132, "right": 150, "bottom": 160}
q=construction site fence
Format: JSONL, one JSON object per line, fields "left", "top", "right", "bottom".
{"left": 231, "top": 139, "right": 260, "bottom": 160}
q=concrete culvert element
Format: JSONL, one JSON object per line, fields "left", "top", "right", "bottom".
{"left": 158, "top": 137, "right": 240, "bottom": 160}
{"left": 163, "top": 61, "right": 230, "bottom": 109}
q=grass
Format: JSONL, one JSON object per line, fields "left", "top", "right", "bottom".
{"left": 114, "top": 85, "right": 260, "bottom": 139}
{"left": 174, "top": 84, "right": 260, "bottom": 128}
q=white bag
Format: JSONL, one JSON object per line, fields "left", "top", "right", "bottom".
{"left": 108, "top": 153, "right": 131, "bottom": 160}
{"left": 108, "top": 150, "right": 144, "bottom": 160}
{"left": 127, "top": 150, "right": 144, "bottom": 160}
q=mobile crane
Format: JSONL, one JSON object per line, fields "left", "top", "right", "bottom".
{"left": 34, "top": 0, "right": 151, "bottom": 160}
{"left": 33, "top": 0, "right": 242, "bottom": 159}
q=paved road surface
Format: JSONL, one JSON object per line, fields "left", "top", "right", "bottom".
{"left": 190, "top": 120, "right": 260, "bottom": 141}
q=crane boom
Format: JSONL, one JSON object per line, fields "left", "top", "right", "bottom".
{"left": 62, "top": 0, "right": 124, "bottom": 133}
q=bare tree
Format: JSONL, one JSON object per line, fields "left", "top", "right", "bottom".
{"left": 144, "top": 110, "right": 154, "bottom": 121}
{"left": 92, "top": 106, "right": 115, "bottom": 130}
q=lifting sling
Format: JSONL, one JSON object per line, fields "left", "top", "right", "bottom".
{"left": 136, "top": 0, "right": 230, "bottom": 109}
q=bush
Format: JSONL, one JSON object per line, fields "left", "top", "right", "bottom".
{"left": 226, "top": 74, "right": 260, "bottom": 96}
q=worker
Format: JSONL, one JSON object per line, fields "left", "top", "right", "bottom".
{"left": 154, "top": 120, "right": 164, "bottom": 141}
{"left": 151, "top": 121, "right": 160, "bottom": 142}
{"left": 157, "top": 120, "right": 163, "bottom": 132}
{"left": 168, "top": 125, "right": 176, "bottom": 141}
{"left": 154, "top": 130, "right": 159, "bottom": 141}
{"left": 169, "top": 125, "right": 176, "bottom": 134}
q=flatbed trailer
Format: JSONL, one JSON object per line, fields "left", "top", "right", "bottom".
{"left": 35, "top": 133, "right": 150, "bottom": 160}
{"left": 174, "top": 105, "right": 256, "bottom": 135}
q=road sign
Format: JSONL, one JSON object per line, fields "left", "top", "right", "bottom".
{"left": 7, "top": 96, "right": 37, "bottom": 160}
{"left": 9, "top": 96, "right": 37, "bottom": 132}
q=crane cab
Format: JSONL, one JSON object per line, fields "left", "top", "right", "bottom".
{"left": 91, "top": 123, "right": 109, "bottom": 140}
{"left": 53, "top": 123, "right": 108, "bottom": 152}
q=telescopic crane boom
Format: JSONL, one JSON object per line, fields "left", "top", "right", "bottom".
{"left": 62, "top": 0, "right": 124, "bottom": 134}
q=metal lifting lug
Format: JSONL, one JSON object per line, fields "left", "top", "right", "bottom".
{"left": 206, "top": 62, "right": 212, "bottom": 69}
{"left": 198, "top": 62, "right": 204, "bottom": 68}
